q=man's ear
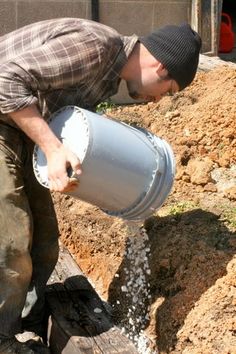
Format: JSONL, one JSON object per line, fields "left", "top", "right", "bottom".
{"left": 156, "top": 62, "right": 168, "bottom": 76}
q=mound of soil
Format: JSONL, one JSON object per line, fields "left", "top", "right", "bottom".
{"left": 53, "top": 64, "right": 236, "bottom": 353}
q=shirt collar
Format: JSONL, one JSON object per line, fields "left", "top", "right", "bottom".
{"left": 103, "top": 34, "right": 138, "bottom": 81}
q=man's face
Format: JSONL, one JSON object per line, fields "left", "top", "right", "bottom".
{"left": 126, "top": 67, "right": 179, "bottom": 102}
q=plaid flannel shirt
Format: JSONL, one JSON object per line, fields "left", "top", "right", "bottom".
{"left": 0, "top": 17, "right": 138, "bottom": 125}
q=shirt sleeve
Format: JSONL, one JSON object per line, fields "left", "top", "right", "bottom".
{"left": 0, "top": 31, "right": 103, "bottom": 114}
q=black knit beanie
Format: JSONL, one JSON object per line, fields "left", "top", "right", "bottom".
{"left": 139, "top": 23, "right": 202, "bottom": 90}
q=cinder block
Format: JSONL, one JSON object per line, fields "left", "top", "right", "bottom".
{"left": 17, "top": 1, "right": 89, "bottom": 28}
{"left": 99, "top": 1, "right": 154, "bottom": 36}
{"left": 0, "top": 1, "right": 17, "bottom": 36}
{"left": 153, "top": 1, "right": 190, "bottom": 29}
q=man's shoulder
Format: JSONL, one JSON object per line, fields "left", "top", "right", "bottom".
{"left": 48, "top": 18, "right": 125, "bottom": 48}
{"left": 80, "top": 19, "right": 123, "bottom": 42}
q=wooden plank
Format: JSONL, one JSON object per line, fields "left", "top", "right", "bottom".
{"left": 47, "top": 244, "right": 85, "bottom": 284}
{"left": 46, "top": 244, "right": 138, "bottom": 354}
{"left": 199, "top": 54, "right": 236, "bottom": 72}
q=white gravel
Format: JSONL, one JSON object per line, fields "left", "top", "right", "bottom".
{"left": 118, "top": 222, "right": 157, "bottom": 354}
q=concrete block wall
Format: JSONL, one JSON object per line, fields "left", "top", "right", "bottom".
{"left": 0, "top": 1, "right": 91, "bottom": 35}
{"left": 0, "top": 0, "right": 191, "bottom": 36}
{"left": 0, "top": 0, "right": 191, "bottom": 103}
{"left": 99, "top": 0, "right": 191, "bottom": 36}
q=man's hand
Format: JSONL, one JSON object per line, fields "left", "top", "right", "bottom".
{"left": 9, "top": 104, "right": 82, "bottom": 193}
{"left": 46, "top": 144, "right": 81, "bottom": 192}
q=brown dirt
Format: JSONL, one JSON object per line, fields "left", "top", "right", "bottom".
{"left": 53, "top": 65, "right": 236, "bottom": 354}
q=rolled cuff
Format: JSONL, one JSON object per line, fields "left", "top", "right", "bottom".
{"left": 0, "top": 95, "right": 39, "bottom": 114}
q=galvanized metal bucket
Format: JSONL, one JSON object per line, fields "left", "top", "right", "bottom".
{"left": 33, "top": 106, "right": 175, "bottom": 221}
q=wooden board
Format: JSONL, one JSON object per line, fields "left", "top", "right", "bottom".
{"left": 47, "top": 244, "right": 138, "bottom": 354}
{"left": 199, "top": 54, "right": 236, "bottom": 72}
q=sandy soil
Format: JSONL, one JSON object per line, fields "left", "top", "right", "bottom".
{"left": 53, "top": 65, "right": 236, "bottom": 354}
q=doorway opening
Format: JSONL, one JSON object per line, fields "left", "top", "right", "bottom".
{"left": 218, "top": 0, "right": 236, "bottom": 62}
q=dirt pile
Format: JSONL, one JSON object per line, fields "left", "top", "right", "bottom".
{"left": 53, "top": 65, "right": 236, "bottom": 353}
{"left": 110, "top": 66, "right": 236, "bottom": 200}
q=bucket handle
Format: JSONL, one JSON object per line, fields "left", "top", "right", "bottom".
{"left": 221, "top": 12, "right": 232, "bottom": 29}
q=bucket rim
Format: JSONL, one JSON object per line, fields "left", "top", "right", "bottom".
{"left": 32, "top": 105, "right": 88, "bottom": 188}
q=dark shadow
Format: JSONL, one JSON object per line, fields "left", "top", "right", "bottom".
{"left": 45, "top": 275, "right": 113, "bottom": 353}
{"left": 108, "top": 208, "right": 236, "bottom": 353}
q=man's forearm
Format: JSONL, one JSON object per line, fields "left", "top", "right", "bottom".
{"left": 9, "top": 104, "right": 62, "bottom": 155}
{"left": 8, "top": 104, "right": 81, "bottom": 192}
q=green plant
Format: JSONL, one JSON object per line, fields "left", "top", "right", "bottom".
{"left": 168, "top": 201, "right": 198, "bottom": 216}
{"left": 96, "top": 100, "right": 116, "bottom": 114}
{"left": 222, "top": 207, "right": 236, "bottom": 230}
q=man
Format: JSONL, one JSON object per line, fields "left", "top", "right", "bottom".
{"left": 0, "top": 18, "right": 201, "bottom": 353}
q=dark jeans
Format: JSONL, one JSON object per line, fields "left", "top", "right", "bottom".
{"left": 0, "top": 123, "right": 59, "bottom": 338}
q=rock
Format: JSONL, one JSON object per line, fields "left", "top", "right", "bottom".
{"left": 203, "top": 183, "right": 217, "bottom": 192}
{"left": 182, "top": 174, "right": 191, "bottom": 182}
{"left": 221, "top": 128, "right": 234, "bottom": 139}
{"left": 199, "top": 145, "right": 208, "bottom": 156}
{"left": 223, "top": 186, "right": 236, "bottom": 200}
{"left": 211, "top": 165, "right": 236, "bottom": 193}
{"left": 165, "top": 110, "right": 180, "bottom": 120}
{"left": 208, "top": 151, "right": 219, "bottom": 162}
{"left": 218, "top": 152, "right": 231, "bottom": 168}
{"left": 185, "top": 158, "right": 214, "bottom": 185}
{"left": 175, "top": 165, "right": 185, "bottom": 180}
